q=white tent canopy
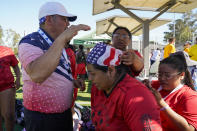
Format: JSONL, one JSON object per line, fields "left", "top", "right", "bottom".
{"left": 93, "top": 0, "right": 197, "bottom": 15}
{"left": 96, "top": 16, "right": 171, "bottom": 36}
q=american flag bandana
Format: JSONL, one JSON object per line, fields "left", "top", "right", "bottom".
{"left": 87, "top": 43, "right": 122, "bottom": 66}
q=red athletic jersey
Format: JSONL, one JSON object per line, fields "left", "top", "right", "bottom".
{"left": 91, "top": 74, "right": 162, "bottom": 131}
{"left": 76, "top": 63, "right": 86, "bottom": 75}
{"left": 66, "top": 48, "right": 76, "bottom": 78}
{"left": 66, "top": 48, "right": 78, "bottom": 107}
{"left": 152, "top": 80, "right": 197, "bottom": 130}
{"left": 0, "top": 46, "right": 18, "bottom": 92}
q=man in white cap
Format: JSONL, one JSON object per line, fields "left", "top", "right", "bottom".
{"left": 18, "top": 2, "right": 90, "bottom": 130}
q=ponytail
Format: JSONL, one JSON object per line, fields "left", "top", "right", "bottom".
{"left": 184, "top": 68, "right": 195, "bottom": 90}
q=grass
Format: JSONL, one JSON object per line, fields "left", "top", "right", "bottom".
{"left": 76, "top": 80, "right": 91, "bottom": 106}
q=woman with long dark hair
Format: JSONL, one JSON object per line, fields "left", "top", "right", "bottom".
{"left": 144, "top": 52, "right": 197, "bottom": 131}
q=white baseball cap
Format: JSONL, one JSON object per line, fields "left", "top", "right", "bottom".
{"left": 39, "top": 2, "right": 77, "bottom": 22}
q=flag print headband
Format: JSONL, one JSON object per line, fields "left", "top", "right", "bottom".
{"left": 86, "top": 43, "right": 122, "bottom": 66}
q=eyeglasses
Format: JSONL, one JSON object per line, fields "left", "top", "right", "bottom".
{"left": 157, "top": 72, "right": 181, "bottom": 80}
{"left": 113, "top": 34, "right": 130, "bottom": 39}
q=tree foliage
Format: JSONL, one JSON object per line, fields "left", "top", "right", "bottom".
{"left": 0, "top": 25, "right": 3, "bottom": 43}
{"left": 5, "top": 29, "right": 21, "bottom": 47}
{"left": 164, "top": 11, "right": 197, "bottom": 44}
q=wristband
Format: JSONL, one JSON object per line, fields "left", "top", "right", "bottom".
{"left": 160, "top": 105, "right": 170, "bottom": 111}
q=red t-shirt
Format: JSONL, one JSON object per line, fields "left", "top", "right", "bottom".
{"left": 152, "top": 80, "right": 197, "bottom": 130}
{"left": 0, "top": 46, "right": 18, "bottom": 92}
{"left": 91, "top": 74, "right": 162, "bottom": 131}
{"left": 66, "top": 48, "right": 78, "bottom": 107}
{"left": 76, "top": 63, "right": 86, "bottom": 75}
{"left": 66, "top": 48, "right": 76, "bottom": 78}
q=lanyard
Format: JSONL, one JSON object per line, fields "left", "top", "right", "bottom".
{"left": 157, "top": 84, "right": 183, "bottom": 100}
{"left": 38, "top": 29, "right": 71, "bottom": 71}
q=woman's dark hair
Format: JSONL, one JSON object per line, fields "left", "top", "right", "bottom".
{"left": 160, "top": 52, "right": 195, "bottom": 90}
{"left": 168, "top": 37, "right": 175, "bottom": 43}
{"left": 79, "top": 45, "right": 84, "bottom": 50}
{"left": 112, "top": 26, "right": 131, "bottom": 39}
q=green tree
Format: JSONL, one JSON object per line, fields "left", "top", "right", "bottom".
{"left": 5, "top": 29, "right": 21, "bottom": 47}
{"left": 164, "top": 11, "right": 197, "bottom": 44}
{"left": 0, "top": 25, "right": 3, "bottom": 44}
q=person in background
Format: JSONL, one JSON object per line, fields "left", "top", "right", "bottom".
{"left": 164, "top": 37, "right": 176, "bottom": 58}
{"left": 160, "top": 48, "right": 164, "bottom": 61}
{"left": 87, "top": 43, "right": 162, "bottom": 130}
{"left": 188, "top": 37, "right": 197, "bottom": 61}
{"left": 111, "top": 26, "right": 144, "bottom": 76}
{"left": 76, "top": 45, "right": 87, "bottom": 80}
{"left": 18, "top": 2, "right": 90, "bottom": 131}
{"left": 86, "top": 47, "right": 90, "bottom": 55}
{"left": 66, "top": 43, "right": 85, "bottom": 106}
{"left": 143, "top": 52, "right": 197, "bottom": 131}
{"left": 150, "top": 48, "right": 160, "bottom": 66}
{"left": 183, "top": 41, "right": 191, "bottom": 54}
{"left": 66, "top": 43, "right": 76, "bottom": 79}
{"left": 0, "top": 45, "right": 20, "bottom": 131}
{"left": 65, "top": 43, "right": 85, "bottom": 130}
{"left": 66, "top": 44, "right": 77, "bottom": 107}
{"left": 188, "top": 37, "right": 197, "bottom": 90}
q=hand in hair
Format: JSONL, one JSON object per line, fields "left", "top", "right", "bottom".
{"left": 73, "top": 79, "right": 86, "bottom": 91}
{"left": 120, "top": 49, "right": 135, "bottom": 65}
{"left": 149, "top": 88, "right": 167, "bottom": 108}
{"left": 142, "top": 79, "right": 166, "bottom": 108}
{"left": 142, "top": 79, "right": 152, "bottom": 89}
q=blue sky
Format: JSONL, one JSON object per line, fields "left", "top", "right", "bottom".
{"left": 0, "top": 0, "right": 192, "bottom": 44}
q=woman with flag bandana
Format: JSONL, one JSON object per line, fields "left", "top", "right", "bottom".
{"left": 86, "top": 43, "right": 162, "bottom": 130}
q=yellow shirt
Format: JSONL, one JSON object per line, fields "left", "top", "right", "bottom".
{"left": 164, "top": 43, "right": 176, "bottom": 58}
{"left": 188, "top": 44, "right": 197, "bottom": 61}
{"left": 184, "top": 47, "right": 190, "bottom": 53}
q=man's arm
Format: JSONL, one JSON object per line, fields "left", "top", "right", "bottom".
{"left": 25, "top": 38, "right": 64, "bottom": 83}
{"left": 25, "top": 24, "right": 90, "bottom": 83}
{"left": 13, "top": 64, "right": 21, "bottom": 90}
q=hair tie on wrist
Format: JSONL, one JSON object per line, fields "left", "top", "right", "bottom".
{"left": 160, "top": 105, "right": 170, "bottom": 111}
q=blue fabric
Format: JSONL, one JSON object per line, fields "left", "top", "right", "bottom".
{"left": 39, "top": 17, "right": 46, "bottom": 24}
{"left": 86, "top": 43, "right": 107, "bottom": 65}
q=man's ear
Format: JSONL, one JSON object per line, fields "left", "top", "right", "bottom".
{"left": 180, "top": 72, "right": 185, "bottom": 80}
{"left": 107, "top": 65, "right": 116, "bottom": 77}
